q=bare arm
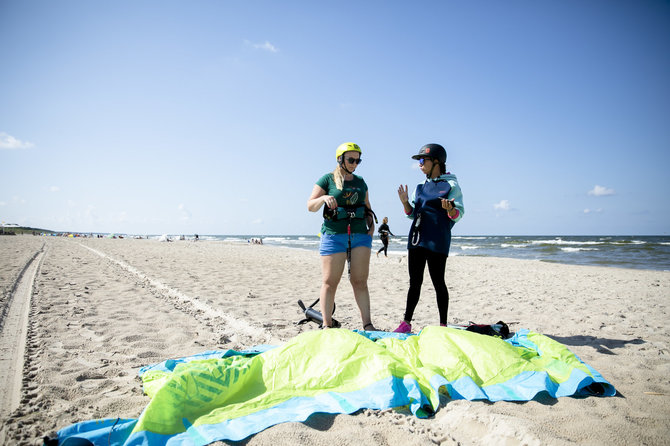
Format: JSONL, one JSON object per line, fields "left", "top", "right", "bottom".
{"left": 307, "top": 184, "right": 337, "bottom": 212}
{"left": 365, "top": 191, "right": 375, "bottom": 236}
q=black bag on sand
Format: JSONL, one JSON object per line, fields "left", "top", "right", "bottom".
{"left": 464, "top": 321, "right": 510, "bottom": 339}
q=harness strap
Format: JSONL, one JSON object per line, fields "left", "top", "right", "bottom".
{"left": 347, "top": 222, "right": 352, "bottom": 279}
{"left": 411, "top": 213, "right": 422, "bottom": 246}
{"left": 323, "top": 205, "right": 367, "bottom": 222}
{"left": 323, "top": 205, "right": 378, "bottom": 279}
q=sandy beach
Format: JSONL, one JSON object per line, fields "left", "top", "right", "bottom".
{"left": 1, "top": 235, "right": 668, "bottom": 445}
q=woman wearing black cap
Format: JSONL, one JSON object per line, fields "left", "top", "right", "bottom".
{"left": 393, "top": 143, "right": 464, "bottom": 333}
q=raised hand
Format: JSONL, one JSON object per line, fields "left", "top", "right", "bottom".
{"left": 397, "top": 184, "right": 409, "bottom": 204}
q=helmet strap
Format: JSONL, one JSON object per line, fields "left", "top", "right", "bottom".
{"left": 339, "top": 157, "right": 354, "bottom": 175}
{"left": 426, "top": 160, "right": 438, "bottom": 179}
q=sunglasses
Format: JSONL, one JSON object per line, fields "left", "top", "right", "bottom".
{"left": 345, "top": 157, "right": 362, "bottom": 165}
{"left": 418, "top": 157, "right": 432, "bottom": 166}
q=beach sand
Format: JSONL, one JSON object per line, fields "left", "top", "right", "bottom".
{"left": 1, "top": 235, "right": 669, "bottom": 445}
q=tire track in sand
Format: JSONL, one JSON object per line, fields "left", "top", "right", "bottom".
{"left": 78, "top": 243, "right": 283, "bottom": 347}
{"left": 0, "top": 246, "right": 44, "bottom": 418}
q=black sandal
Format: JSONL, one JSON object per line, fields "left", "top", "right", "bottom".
{"left": 363, "top": 323, "right": 376, "bottom": 331}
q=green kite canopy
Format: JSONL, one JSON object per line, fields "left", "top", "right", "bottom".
{"left": 52, "top": 327, "right": 615, "bottom": 445}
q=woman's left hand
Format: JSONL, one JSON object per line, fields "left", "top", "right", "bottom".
{"left": 442, "top": 198, "right": 457, "bottom": 218}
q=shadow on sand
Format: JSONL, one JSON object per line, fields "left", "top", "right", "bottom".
{"left": 546, "top": 334, "right": 645, "bottom": 355}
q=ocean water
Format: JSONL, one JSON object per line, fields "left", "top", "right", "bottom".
{"left": 188, "top": 235, "right": 670, "bottom": 271}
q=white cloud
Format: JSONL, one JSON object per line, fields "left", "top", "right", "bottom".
{"left": 588, "top": 185, "right": 615, "bottom": 196}
{"left": 251, "top": 218, "right": 263, "bottom": 224}
{"left": 0, "top": 201, "right": 6, "bottom": 206}
{"left": 584, "top": 208, "right": 603, "bottom": 214}
{"left": 0, "top": 132, "right": 34, "bottom": 150}
{"left": 246, "top": 40, "right": 278, "bottom": 53}
{"left": 493, "top": 199, "right": 510, "bottom": 211}
{"left": 50, "top": 186, "right": 60, "bottom": 192}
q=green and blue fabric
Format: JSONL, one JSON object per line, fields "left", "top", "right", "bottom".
{"left": 54, "top": 327, "right": 615, "bottom": 446}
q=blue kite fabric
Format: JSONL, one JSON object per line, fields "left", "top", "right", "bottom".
{"left": 51, "top": 327, "right": 615, "bottom": 446}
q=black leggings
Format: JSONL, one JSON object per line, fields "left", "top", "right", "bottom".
{"left": 403, "top": 247, "right": 449, "bottom": 325}
{"left": 377, "top": 237, "right": 389, "bottom": 256}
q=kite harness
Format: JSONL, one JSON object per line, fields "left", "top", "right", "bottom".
{"left": 322, "top": 204, "right": 377, "bottom": 278}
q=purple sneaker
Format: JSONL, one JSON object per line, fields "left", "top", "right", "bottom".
{"left": 393, "top": 321, "right": 412, "bottom": 333}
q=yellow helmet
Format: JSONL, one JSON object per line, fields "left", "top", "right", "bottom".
{"left": 335, "top": 142, "right": 362, "bottom": 160}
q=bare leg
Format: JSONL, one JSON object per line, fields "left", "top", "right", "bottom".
{"left": 349, "top": 246, "right": 374, "bottom": 329}
{"left": 320, "top": 252, "right": 346, "bottom": 327}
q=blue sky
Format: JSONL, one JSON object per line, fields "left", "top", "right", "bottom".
{"left": 1, "top": 0, "right": 668, "bottom": 236}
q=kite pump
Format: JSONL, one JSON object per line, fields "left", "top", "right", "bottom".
{"left": 297, "top": 298, "right": 341, "bottom": 328}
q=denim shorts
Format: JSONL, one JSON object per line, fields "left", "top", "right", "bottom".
{"left": 319, "top": 233, "right": 372, "bottom": 256}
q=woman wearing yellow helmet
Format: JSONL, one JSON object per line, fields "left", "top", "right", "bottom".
{"left": 307, "top": 142, "right": 376, "bottom": 331}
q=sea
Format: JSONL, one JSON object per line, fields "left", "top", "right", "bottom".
{"left": 167, "top": 234, "right": 670, "bottom": 272}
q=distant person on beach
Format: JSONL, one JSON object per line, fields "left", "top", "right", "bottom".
{"left": 307, "top": 142, "right": 377, "bottom": 331}
{"left": 376, "top": 217, "right": 395, "bottom": 257}
{"left": 393, "top": 143, "right": 464, "bottom": 333}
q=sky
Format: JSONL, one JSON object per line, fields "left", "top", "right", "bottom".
{"left": 1, "top": 0, "right": 669, "bottom": 236}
